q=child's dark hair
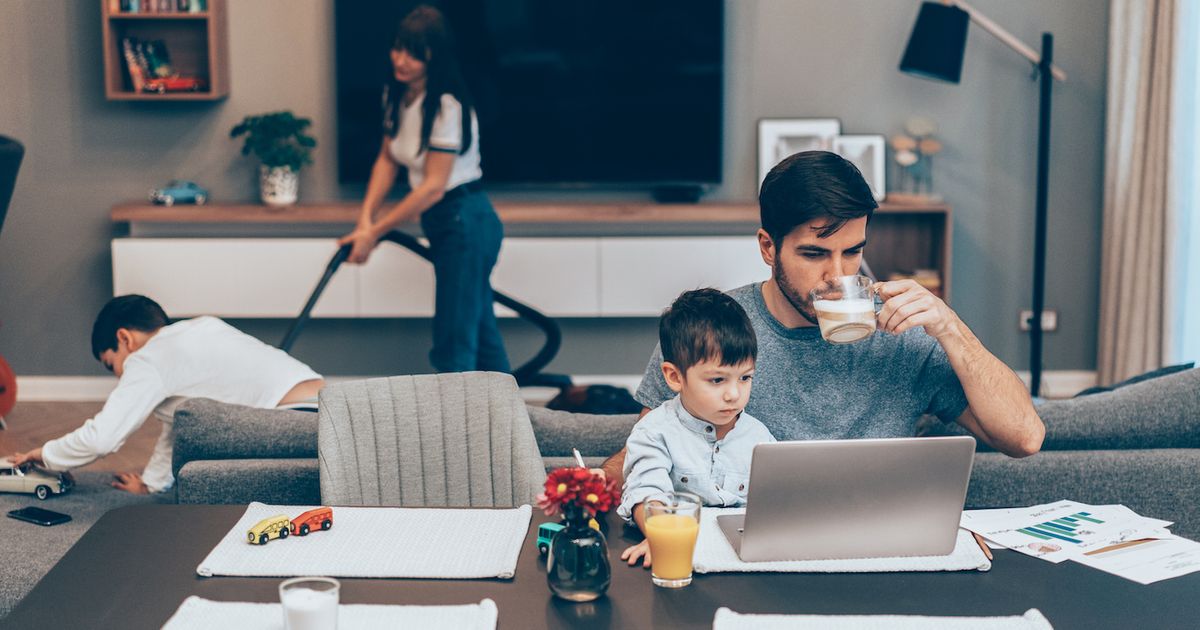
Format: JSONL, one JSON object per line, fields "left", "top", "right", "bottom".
{"left": 91, "top": 295, "right": 169, "bottom": 360}
{"left": 659, "top": 288, "right": 757, "bottom": 373}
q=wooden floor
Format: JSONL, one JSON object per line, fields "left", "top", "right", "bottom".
{"left": 0, "top": 402, "right": 159, "bottom": 474}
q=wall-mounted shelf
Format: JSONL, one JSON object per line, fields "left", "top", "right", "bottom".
{"left": 101, "top": 0, "right": 229, "bottom": 101}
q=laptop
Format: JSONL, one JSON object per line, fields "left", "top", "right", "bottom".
{"left": 717, "top": 436, "right": 976, "bottom": 562}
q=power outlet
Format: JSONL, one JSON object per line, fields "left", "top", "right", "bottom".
{"left": 1019, "top": 309, "right": 1058, "bottom": 332}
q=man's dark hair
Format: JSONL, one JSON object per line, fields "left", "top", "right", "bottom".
{"left": 91, "top": 295, "right": 169, "bottom": 360}
{"left": 659, "top": 288, "right": 757, "bottom": 373}
{"left": 759, "top": 150, "right": 878, "bottom": 243}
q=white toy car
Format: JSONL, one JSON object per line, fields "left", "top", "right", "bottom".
{"left": 0, "top": 457, "right": 72, "bottom": 500}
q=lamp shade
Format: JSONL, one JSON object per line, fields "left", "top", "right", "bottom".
{"left": 899, "top": 2, "right": 970, "bottom": 83}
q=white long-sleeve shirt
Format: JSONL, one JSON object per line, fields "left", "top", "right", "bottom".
{"left": 40, "top": 316, "right": 321, "bottom": 492}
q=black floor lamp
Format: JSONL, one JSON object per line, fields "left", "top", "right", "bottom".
{"left": 899, "top": 0, "right": 1067, "bottom": 396}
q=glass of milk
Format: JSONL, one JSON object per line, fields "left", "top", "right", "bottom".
{"left": 809, "top": 275, "right": 881, "bottom": 344}
{"left": 279, "top": 576, "right": 340, "bottom": 630}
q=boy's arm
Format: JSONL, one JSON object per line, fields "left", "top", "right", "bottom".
{"left": 39, "top": 362, "right": 167, "bottom": 472}
{"left": 616, "top": 420, "right": 675, "bottom": 522}
{"left": 129, "top": 418, "right": 176, "bottom": 493}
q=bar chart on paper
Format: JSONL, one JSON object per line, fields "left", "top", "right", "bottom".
{"left": 1017, "top": 512, "right": 1105, "bottom": 544}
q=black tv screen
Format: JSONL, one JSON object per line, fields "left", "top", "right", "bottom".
{"left": 335, "top": 0, "right": 724, "bottom": 187}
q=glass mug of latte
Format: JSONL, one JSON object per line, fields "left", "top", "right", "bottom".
{"left": 809, "top": 275, "right": 881, "bottom": 344}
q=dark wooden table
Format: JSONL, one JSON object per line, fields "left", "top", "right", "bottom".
{"left": 7, "top": 504, "right": 1199, "bottom": 628}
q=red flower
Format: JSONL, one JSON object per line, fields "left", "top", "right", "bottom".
{"left": 536, "top": 467, "right": 620, "bottom": 518}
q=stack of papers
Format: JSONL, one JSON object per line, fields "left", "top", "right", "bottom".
{"left": 961, "top": 500, "right": 1200, "bottom": 584}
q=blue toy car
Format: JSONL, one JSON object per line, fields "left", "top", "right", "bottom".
{"left": 149, "top": 180, "right": 208, "bottom": 206}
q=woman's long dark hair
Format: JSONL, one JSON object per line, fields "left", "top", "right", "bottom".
{"left": 382, "top": 5, "right": 474, "bottom": 156}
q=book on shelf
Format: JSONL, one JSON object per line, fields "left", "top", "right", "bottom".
{"left": 120, "top": 37, "right": 183, "bottom": 92}
{"left": 116, "top": 0, "right": 205, "bottom": 14}
{"left": 120, "top": 36, "right": 147, "bottom": 92}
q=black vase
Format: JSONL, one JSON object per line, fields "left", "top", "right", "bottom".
{"left": 546, "top": 506, "right": 611, "bottom": 601}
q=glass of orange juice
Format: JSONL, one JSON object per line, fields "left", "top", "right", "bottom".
{"left": 644, "top": 492, "right": 702, "bottom": 588}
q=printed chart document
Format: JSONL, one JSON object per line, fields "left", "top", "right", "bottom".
{"left": 1074, "top": 536, "right": 1200, "bottom": 585}
{"left": 960, "top": 501, "right": 1172, "bottom": 563}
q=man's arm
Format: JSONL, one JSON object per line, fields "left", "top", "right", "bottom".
{"left": 601, "top": 406, "right": 652, "bottom": 485}
{"left": 876, "top": 280, "right": 1044, "bottom": 457}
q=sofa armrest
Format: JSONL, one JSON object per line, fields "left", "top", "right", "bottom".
{"left": 526, "top": 406, "right": 639, "bottom": 458}
{"left": 172, "top": 398, "right": 317, "bottom": 480}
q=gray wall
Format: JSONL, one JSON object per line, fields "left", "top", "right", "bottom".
{"left": 0, "top": 0, "right": 1107, "bottom": 378}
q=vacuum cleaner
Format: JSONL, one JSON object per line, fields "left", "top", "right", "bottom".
{"left": 279, "top": 231, "right": 573, "bottom": 390}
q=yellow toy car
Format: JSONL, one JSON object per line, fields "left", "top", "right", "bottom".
{"left": 247, "top": 514, "right": 292, "bottom": 545}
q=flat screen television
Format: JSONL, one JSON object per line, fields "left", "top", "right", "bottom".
{"left": 335, "top": 0, "right": 724, "bottom": 189}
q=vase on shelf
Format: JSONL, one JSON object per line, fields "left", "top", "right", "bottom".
{"left": 546, "top": 504, "right": 611, "bottom": 602}
{"left": 259, "top": 165, "right": 298, "bottom": 207}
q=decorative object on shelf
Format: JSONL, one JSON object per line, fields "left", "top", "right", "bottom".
{"left": 889, "top": 116, "right": 943, "bottom": 202}
{"left": 757, "top": 118, "right": 841, "bottom": 188}
{"left": 537, "top": 467, "right": 619, "bottom": 602}
{"left": 230, "top": 111, "right": 317, "bottom": 207}
{"left": 833, "top": 134, "right": 886, "bottom": 202}
{"left": 899, "top": 0, "right": 1067, "bottom": 396}
{"left": 149, "top": 180, "right": 208, "bottom": 206}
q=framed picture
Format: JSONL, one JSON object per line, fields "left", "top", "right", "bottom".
{"left": 757, "top": 118, "right": 841, "bottom": 188}
{"left": 833, "top": 134, "right": 886, "bottom": 202}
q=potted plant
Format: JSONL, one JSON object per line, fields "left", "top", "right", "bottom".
{"left": 230, "top": 111, "right": 316, "bottom": 207}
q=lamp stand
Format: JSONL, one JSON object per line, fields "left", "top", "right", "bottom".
{"left": 1030, "top": 33, "right": 1054, "bottom": 397}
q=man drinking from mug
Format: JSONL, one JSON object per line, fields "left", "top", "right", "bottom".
{"left": 602, "top": 151, "right": 1044, "bottom": 485}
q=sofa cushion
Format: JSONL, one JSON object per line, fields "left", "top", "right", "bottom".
{"left": 173, "top": 398, "right": 317, "bottom": 479}
{"left": 923, "top": 368, "right": 1200, "bottom": 450}
{"left": 526, "top": 406, "right": 638, "bottom": 457}
{"left": 176, "top": 459, "right": 320, "bottom": 505}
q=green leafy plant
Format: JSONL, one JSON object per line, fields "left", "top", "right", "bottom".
{"left": 230, "top": 111, "right": 317, "bottom": 172}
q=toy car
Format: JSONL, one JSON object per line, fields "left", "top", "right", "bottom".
{"left": 536, "top": 522, "right": 565, "bottom": 554}
{"left": 0, "top": 457, "right": 73, "bottom": 500}
{"left": 247, "top": 514, "right": 292, "bottom": 545}
{"left": 535, "top": 520, "right": 600, "bottom": 554}
{"left": 290, "top": 506, "right": 333, "bottom": 536}
{"left": 143, "top": 76, "right": 207, "bottom": 94}
{"left": 149, "top": 180, "right": 208, "bottom": 206}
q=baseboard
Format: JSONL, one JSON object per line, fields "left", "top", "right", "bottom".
{"left": 15, "top": 372, "right": 1092, "bottom": 403}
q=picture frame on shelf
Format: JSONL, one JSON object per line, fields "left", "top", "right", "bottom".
{"left": 757, "top": 118, "right": 841, "bottom": 188}
{"left": 833, "top": 134, "right": 886, "bottom": 202}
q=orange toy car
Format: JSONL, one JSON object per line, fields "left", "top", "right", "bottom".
{"left": 290, "top": 506, "right": 333, "bottom": 536}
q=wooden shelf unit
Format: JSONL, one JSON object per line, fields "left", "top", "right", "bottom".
{"left": 112, "top": 199, "right": 953, "bottom": 302}
{"left": 101, "top": 0, "right": 229, "bottom": 101}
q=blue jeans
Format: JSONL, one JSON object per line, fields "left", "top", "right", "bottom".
{"left": 419, "top": 187, "right": 511, "bottom": 373}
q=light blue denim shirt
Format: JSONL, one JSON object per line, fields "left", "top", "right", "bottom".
{"left": 618, "top": 395, "right": 776, "bottom": 522}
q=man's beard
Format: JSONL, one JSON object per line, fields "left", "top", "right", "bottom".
{"left": 774, "top": 263, "right": 820, "bottom": 326}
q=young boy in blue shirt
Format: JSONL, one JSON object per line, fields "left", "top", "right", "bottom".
{"left": 617, "top": 288, "right": 775, "bottom": 568}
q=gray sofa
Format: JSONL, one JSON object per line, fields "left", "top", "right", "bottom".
{"left": 172, "top": 370, "right": 1200, "bottom": 538}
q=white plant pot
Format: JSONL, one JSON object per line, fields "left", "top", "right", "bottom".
{"left": 259, "top": 165, "right": 299, "bottom": 207}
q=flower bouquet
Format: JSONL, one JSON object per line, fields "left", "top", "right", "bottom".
{"left": 537, "top": 467, "right": 620, "bottom": 601}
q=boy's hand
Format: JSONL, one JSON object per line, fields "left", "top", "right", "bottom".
{"left": 112, "top": 472, "right": 150, "bottom": 494}
{"left": 620, "top": 539, "right": 652, "bottom": 568}
{"left": 8, "top": 447, "right": 44, "bottom": 467}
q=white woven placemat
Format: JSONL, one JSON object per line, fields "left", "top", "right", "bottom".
{"left": 196, "top": 503, "right": 531, "bottom": 579}
{"left": 694, "top": 508, "right": 991, "bottom": 573}
{"left": 162, "top": 596, "right": 498, "bottom": 630}
{"left": 713, "top": 607, "right": 1052, "bottom": 630}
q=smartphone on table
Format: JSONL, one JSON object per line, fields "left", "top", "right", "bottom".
{"left": 7, "top": 506, "right": 72, "bottom": 526}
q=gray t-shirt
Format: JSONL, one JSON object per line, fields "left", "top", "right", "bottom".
{"left": 635, "top": 282, "right": 969, "bottom": 441}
